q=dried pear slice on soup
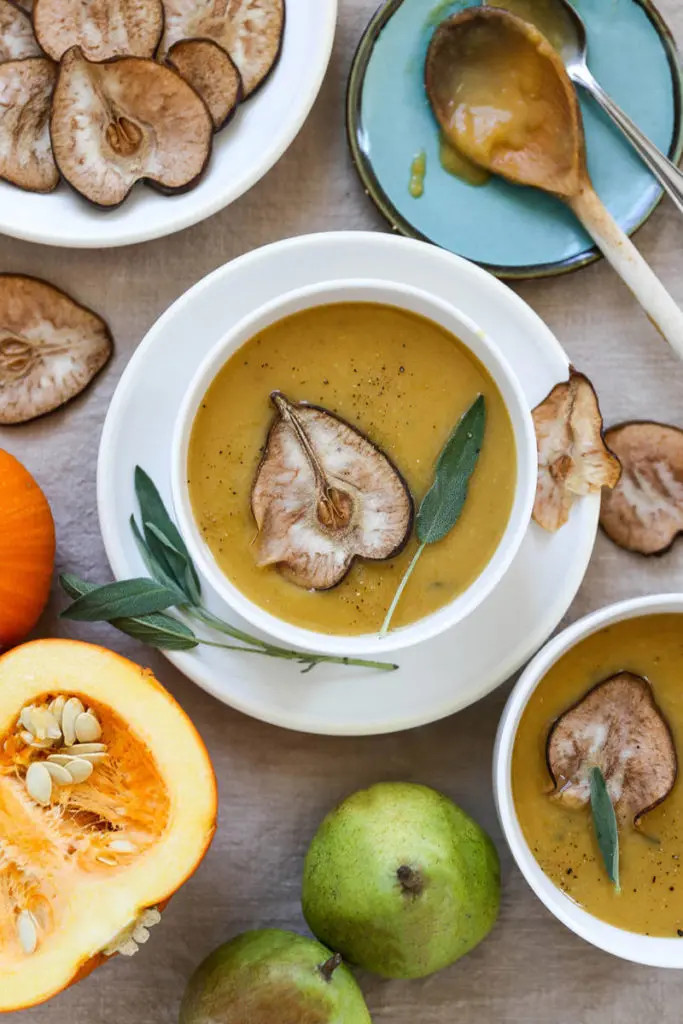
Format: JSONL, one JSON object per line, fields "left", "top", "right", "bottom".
{"left": 252, "top": 392, "right": 414, "bottom": 591}
{"left": 0, "top": 0, "right": 40, "bottom": 61}
{"left": 50, "top": 47, "right": 213, "bottom": 207}
{"left": 547, "top": 672, "right": 677, "bottom": 826}
{"left": 158, "top": 0, "right": 285, "bottom": 98}
{"left": 0, "top": 58, "right": 58, "bottom": 193}
{"left": 532, "top": 369, "right": 621, "bottom": 532}
{"left": 166, "top": 38, "right": 243, "bottom": 131}
{"left": 33, "top": 0, "right": 164, "bottom": 61}
{"left": 0, "top": 275, "right": 113, "bottom": 424}
{"left": 600, "top": 421, "right": 683, "bottom": 555}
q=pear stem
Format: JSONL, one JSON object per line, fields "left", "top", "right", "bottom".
{"left": 318, "top": 953, "right": 343, "bottom": 982}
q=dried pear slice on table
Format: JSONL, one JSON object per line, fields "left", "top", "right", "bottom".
{"left": 0, "top": 58, "right": 58, "bottom": 193}
{"left": 50, "top": 47, "right": 213, "bottom": 207}
{"left": 0, "top": 0, "right": 40, "bottom": 61}
{"left": 252, "top": 392, "right": 414, "bottom": 591}
{"left": 532, "top": 369, "right": 621, "bottom": 531}
{"left": 158, "top": 0, "right": 285, "bottom": 98}
{"left": 166, "top": 38, "right": 242, "bottom": 131}
{"left": 547, "top": 672, "right": 677, "bottom": 825}
{"left": 599, "top": 421, "right": 683, "bottom": 555}
{"left": 33, "top": 0, "right": 164, "bottom": 61}
{"left": 0, "top": 275, "right": 113, "bottom": 425}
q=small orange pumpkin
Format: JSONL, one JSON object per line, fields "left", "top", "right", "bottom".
{"left": 0, "top": 450, "right": 56, "bottom": 649}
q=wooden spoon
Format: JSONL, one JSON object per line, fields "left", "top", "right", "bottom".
{"left": 425, "top": 7, "right": 683, "bottom": 360}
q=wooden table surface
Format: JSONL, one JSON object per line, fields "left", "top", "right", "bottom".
{"left": 3, "top": 1, "right": 683, "bottom": 1020}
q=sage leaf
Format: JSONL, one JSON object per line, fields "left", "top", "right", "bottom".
{"left": 416, "top": 394, "right": 486, "bottom": 544}
{"left": 135, "top": 466, "right": 201, "bottom": 602}
{"left": 59, "top": 574, "right": 199, "bottom": 650}
{"left": 59, "top": 467, "right": 398, "bottom": 674}
{"left": 130, "top": 515, "right": 188, "bottom": 605}
{"left": 60, "top": 578, "right": 179, "bottom": 622}
{"left": 61, "top": 573, "right": 97, "bottom": 600}
{"left": 590, "top": 765, "right": 621, "bottom": 891}
{"left": 109, "top": 613, "right": 199, "bottom": 650}
{"left": 381, "top": 395, "right": 486, "bottom": 635}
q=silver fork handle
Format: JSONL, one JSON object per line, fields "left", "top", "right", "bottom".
{"left": 571, "top": 64, "right": 683, "bottom": 218}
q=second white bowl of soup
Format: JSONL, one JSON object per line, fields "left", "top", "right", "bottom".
{"left": 171, "top": 280, "right": 537, "bottom": 656}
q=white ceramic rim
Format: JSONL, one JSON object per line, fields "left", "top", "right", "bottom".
{"left": 171, "top": 278, "right": 537, "bottom": 657}
{"left": 494, "top": 592, "right": 683, "bottom": 968}
{"left": 0, "top": 1, "right": 337, "bottom": 247}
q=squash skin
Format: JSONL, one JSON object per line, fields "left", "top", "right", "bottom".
{"left": 0, "top": 451, "right": 56, "bottom": 650}
{"left": 0, "top": 639, "right": 218, "bottom": 1012}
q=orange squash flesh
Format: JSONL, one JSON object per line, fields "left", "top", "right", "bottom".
{"left": 0, "top": 451, "right": 56, "bottom": 650}
{"left": 0, "top": 639, "right": 217, "bottom": 1012}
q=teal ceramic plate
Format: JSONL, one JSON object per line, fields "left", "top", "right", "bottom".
{"left": 347, "top": 0, "right": 683, "bottom": 279}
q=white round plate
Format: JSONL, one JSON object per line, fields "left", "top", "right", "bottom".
{"left": 0, "top": 1, "right": 336, "bottom": 248}
{"left": 98, "top": 231, "right": 599, "bottom": 736}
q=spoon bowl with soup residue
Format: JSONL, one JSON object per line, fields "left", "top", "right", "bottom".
{"left": 425, "top": 7, "right": 683, "bottom": 362}
{"left": 491, "top": 0, "right": 683, "bottom": 218}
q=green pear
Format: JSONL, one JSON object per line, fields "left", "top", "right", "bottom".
{"left": 179, "top": 928, "right": 372, "bottom": 1024}
{"left": 302, "top": 781, "right": 500, "bottom": 979}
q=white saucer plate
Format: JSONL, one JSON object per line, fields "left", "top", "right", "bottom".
{"left": 98, "top": 232, "right": 598, "bottom": 736}
{"left": 0, "top": 0, "right": 336, "bottom": 248}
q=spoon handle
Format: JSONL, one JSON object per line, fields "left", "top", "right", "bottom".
{"left": 568, "top": 186, "right": 683, "bottom": 361}
{"left": 571, "top": 66, "right": 683, "bottom": 217}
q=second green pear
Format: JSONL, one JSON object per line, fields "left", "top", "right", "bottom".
{"left": 302, "top": 781, "right": 500, "bottom": 979}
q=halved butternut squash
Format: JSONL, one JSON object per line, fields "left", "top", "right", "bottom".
{"left": 0, "top": 639, "right": 217, "bottom": 1012}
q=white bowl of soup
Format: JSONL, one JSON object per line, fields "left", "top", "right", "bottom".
{"left": 171, "top": 280, "right": 536, "bottom": 657}
{"left": 495, "top": 594, "right": 683, "bottom": 968}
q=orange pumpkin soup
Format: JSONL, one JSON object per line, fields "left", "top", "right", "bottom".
{"left": 187, "top": 302, "right": 517, "bottom": 635}
{"left": 512, "top": 614, "right": 683, "bottom": 936}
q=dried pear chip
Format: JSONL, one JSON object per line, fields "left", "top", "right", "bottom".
{"left": 532, "top": 369, "right": 621, "bottom": 532}
{"left": 0, "top": 0, "right": 40, "bottom": 61}
{"left": 251, "top": 392, "right": 414, "bottom": 591}
{"left": 599, "top": 421, "right": 683, "bottom": 555}
{"left": 166, "top": 38, "right": 242, "bottom": 131}
{"left": 547, "top": 672, "right": 677, "bottom": 825}
{"left": 158, "top": 0, "right": 285, "bottom": 98}
{"left": 33, "top": 0, "right": 164, "bottom": 62}
{"left": 0, "top": 58, "right": 58, "bottom": 193}
{"left": 0, "top": 274, "right": 113, "bottom": 424}
{"left": 50, "top": 47, "right": 213, "bottom": 207}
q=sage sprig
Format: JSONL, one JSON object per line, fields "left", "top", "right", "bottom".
{"left": 589, "top": 765, "right": 621, "bottom": 891}
{"left": 380, "top": 395, "right": 486, "bottom": 636}
{"left": 59, "top": 467, "right": 397, "bottom": 674}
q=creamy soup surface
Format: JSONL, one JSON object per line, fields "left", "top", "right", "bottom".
{"left": 513, "top": 614, "right": 683, "bottom": 936}
{"left": 187, "top": 302, "right": 516, "bottom": 635}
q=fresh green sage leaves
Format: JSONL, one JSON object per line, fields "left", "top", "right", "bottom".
{"left": 590, "top": 765, "right": 621, "bottom": 891}
{"left": 380, "top": 395, "right": 486, "bottom": 636}
{"left": 59, "top": 468, "right": 396, "bottom": 673}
